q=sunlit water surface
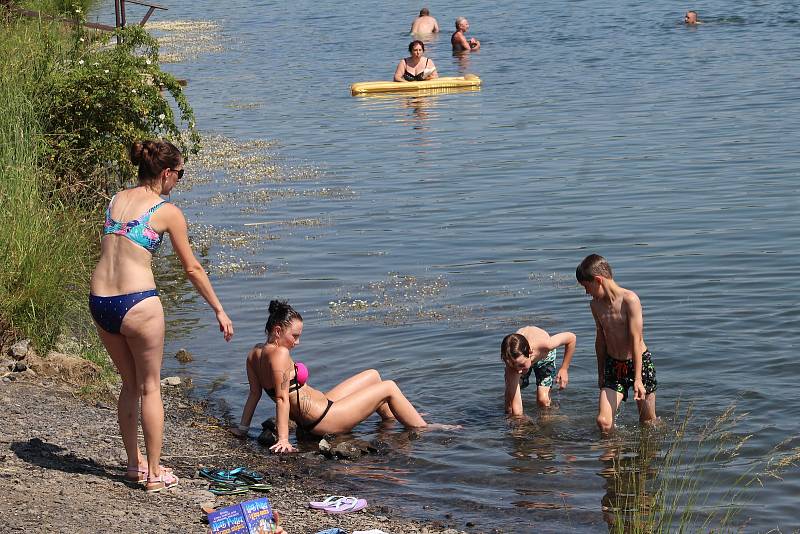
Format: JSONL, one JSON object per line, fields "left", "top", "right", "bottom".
{"left": 91, "top": 1, "right": 800, "bottom": 531}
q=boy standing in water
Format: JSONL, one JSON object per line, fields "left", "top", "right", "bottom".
{"left": 575, "top": 254, "right": 657, "bottom": 433}
{"left": 501, "top": 326, "right": 576, "bottom": 415}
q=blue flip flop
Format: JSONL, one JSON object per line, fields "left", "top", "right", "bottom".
{"left": 231, "top": 467, "right": 265, "bottom": 483}
{"left": 199, "top": 467, "right": 239, "bottom": 483}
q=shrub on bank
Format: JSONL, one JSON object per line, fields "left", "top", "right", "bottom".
{"left": 0, "top": 5, "right": 198, "bottom": 351}
{"left": 41, "top": 24, "right": 199, "bottom": 208}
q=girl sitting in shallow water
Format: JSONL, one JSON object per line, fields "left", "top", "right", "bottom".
{"left": 235, "top": 300, "right": 439, "bottom": 453}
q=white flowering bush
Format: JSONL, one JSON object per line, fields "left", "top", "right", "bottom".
{"left": 40, "top": 24, "right": 200, "bottom": 206}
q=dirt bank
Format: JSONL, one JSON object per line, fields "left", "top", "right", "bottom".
{"left": 0, "top": 374, "right": 475, "bottom": 534}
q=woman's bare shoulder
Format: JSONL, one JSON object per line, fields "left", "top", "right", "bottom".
{"left": 261, "top": 344, "right": 292, "bottom": 365}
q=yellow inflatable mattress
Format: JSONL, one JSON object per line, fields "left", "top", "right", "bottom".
{"left": 350, "top": 75, "right": 481, "bottom": 95}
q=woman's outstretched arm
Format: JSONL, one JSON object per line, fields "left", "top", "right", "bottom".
{"left": 164, "top": 204, "right": 233, "bottom": 341}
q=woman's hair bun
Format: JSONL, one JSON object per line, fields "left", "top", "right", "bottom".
{"left": 129, "top": 140, "right": 181, "bottom": 183}
{"left": 129, "top": 141, "right": 145, "bottom": 166}
{"left": 268, "top": 299, "right": 286, "bottom": 314}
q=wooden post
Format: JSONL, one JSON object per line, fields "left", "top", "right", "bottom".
{"left": 114, "top": 0, "right": 121, "bottom": 44}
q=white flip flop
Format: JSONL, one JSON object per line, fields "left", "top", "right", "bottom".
{"left": 308, "top": 495, "right": 349, "bottom": 509}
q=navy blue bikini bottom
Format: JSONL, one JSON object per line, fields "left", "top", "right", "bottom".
{"left": 89, "top": 289, "right": 159, "bottom": 334}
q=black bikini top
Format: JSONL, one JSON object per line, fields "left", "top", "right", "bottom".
{"left": 403, "top": 58, "right": 428, "bottom": 82}
{"left": 264, "top": 363, "right": 305, "bottom": 399}
{"left": 264, "top": 378, "right": 301, "bottom": 400}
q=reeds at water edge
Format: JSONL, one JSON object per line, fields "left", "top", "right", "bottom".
{"left": 604, "top": 400, "right": 800, "bottom": 533}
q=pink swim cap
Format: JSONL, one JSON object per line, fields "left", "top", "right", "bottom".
{"left": 295, "top": 362, "right": 308, "bottom": 386}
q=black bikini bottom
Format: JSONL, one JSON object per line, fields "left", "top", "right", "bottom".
{"left": 302, "top": 399, "right": 334, "bottom": 433}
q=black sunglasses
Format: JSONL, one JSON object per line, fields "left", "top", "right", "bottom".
{"left": 172, "top": 168, "right": 184, "bottom": 179}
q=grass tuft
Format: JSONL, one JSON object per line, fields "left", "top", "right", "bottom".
{"left": 0, "top": 15, "right": 95, "bottom": 348}
{"left": 604, "top": 401, "right": 800, "bottom": 533}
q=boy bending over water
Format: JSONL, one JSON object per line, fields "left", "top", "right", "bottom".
{"left": 501, "top": 326, "right": 576, "bottom": 415}
{"left": 576, "top": 254, "right": 658, "bottom": 433}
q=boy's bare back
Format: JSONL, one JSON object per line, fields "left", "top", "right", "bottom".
{"left": 516, "top": 325, "right": 554, "bottom": 361}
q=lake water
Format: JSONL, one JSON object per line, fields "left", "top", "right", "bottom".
{"left": 93, "top": 0, "right": 800, "bottom": 531}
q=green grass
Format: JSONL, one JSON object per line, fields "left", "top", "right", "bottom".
{"left": 2, "top": 1, "right": 198, "bottom": 380}
{"left": 81, "top": 343, "right": 117, "bottom": 378}
{"left": 2, "top": 1, "right": 196, "bottom": 382}
{"left": 15, "top": 0, "right": 96, "bottom": 16}
{"left": 604, "top": 402, "right": 800, "bottom": 533}
{"left": 0, "top": 13, "right": 97, "bottom": 350}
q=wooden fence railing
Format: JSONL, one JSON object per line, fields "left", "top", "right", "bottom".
{"left": 1, "top": 0, "right": 168, "bottom": 34}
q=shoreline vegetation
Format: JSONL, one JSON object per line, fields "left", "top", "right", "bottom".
{"left": 2, "top": 2, "right": 799, "bottom": 533}
{"left": 1, "top": 0, "right": 198, "bottom": 353}
{"left": 603, "top": 402, "right": 800, "bottom": 533}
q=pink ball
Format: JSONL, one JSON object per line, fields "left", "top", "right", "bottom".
{"left": 295, "top": 362, "right": 308, "bottom": 385}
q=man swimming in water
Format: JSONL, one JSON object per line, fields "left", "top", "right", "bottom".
{"left": 451, "top": 17, "right": 480, "bottom": 52}
{"left": 411, "top": 8, "right": 439, "bottom": 34}
{"left": 684, "top": 10, "right": 702, "bottom": 25}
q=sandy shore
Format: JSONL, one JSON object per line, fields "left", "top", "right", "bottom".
{"left": 0, "top": 374, "right": 473, "bottom": 534}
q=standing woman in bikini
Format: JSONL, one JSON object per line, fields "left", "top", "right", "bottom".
{"left": 235, "top": 300, "right": 427, "bottom": 453}
{"left": 89, "top": 140, "right": 234, "bottom": 492}
{"left": 393, "top": 40, "right": 439, "bottom": 82}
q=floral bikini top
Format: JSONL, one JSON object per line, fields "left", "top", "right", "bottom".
{"left": 103, "top": 194, "right": 168, "bottom": 254}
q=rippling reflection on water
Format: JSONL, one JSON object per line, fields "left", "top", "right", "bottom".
{"left": 88, "top": 0, "right": 800, "bottom": 529}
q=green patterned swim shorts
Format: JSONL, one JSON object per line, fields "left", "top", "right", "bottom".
{"left": 520, "top": 348, "right": 557, "bottom": 389}
{"left": 603, "top": 350, "right": 658, "bottom": 402}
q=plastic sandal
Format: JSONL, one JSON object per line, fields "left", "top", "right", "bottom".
{"left": 199, "top": 467, "right": 238, "bottom": 483}
{"left": 208, "top": 483, "right": 249, "bottom": 496}
{"left": 232, "top": 468, "right": 265, "bottom": 484}
{"left": 309, "top": 495, "right": 348, "bottom": 509}
{"left": 124, "top": 467, "right": 147, "bottom": 485}
{"left": 145, "top": 469, "right": 179, "bottom": 493}
{"left": 207, "top": 478, "right": 271, "bottom": 494}
{"left": 125, "top": 465, "right": 173, "bottom": 485}
{"left": 324, "top": 497, "right": 367, "bottom": 514}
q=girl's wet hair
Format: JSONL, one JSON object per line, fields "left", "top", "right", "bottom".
{"left": 408, "top": 39, "right": 425, "bottom": 53}
{"left": 576, "top": 253, "right": 613, "bottom": 282}
{"left": 501, "top": 333, "right": 530, "bottom": 363}
{"left": 129, "top": 140, "right": 182, "bottom": 184}
{"left": 265, "top": 299, "right": 303, "bottom": 337}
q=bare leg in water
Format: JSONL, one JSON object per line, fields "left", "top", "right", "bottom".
{"left": 313, "top": 379, "right": 426, "bottom": 435}
{"left": 325, "top": 369, "right": 395, "bottom": 420}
